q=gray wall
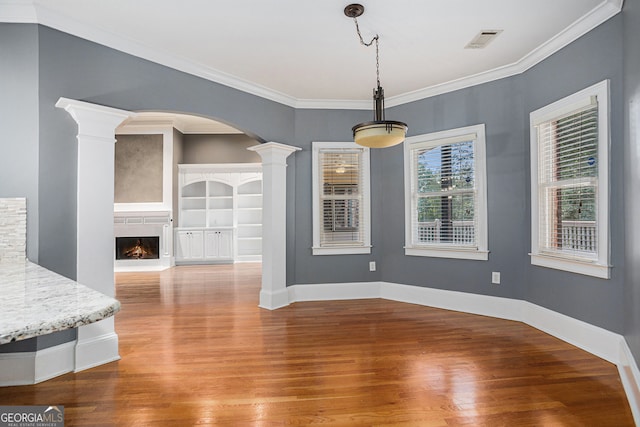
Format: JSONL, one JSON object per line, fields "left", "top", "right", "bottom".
{"left": 291, "top": 108, "right": 381, "bottom": 284}
{"left": 182, "top": 134, "right": 262, "bottom": 164}
{"left": 30, "top": 24, "right": 296, "bottom": 279}
{"left": 0, "top": 12, "right": 636, "bottom": 359}
{"left": 624, "top": 0, "right": 640, "bottom": 367}
{"left": 0, "top": 24, "right": 40, "bottom": 263}
{"left": 114, "top": 134, "right": 163, "bottom": 203}
{"left": 380, "top": 77, "right": 527, "bottom": 302}
{"left": 522, "top": 16, "right": 625, "bottom": 333}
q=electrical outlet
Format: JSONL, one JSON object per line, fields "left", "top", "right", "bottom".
{"left": 492, "top": 271, "right": 501, "bottom": 285}
{"left": 369, "top": 261, "right": 376, "bottom": 272}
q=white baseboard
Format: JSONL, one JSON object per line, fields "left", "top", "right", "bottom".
{"left": 0, "top": 341, "right": 75, "bottom": 386}
{"left": 75, "top": 332, "right": 120, "bottom": 372}
{"left": 259, "top": 288, "right": 290, "bottom": 310}
{"left": 619, "top": 341, "right": 640, "bottom": 423}
{"left": 287, "top": 280, "right": 638, "bottom": 424}
{"left": 35, "top": 341, "right": 76, "bottom": 383}
{"left": 521, "top": 301, "right": 623, "bottom": 364}
{"left": 289, "top": 281, "right": 381, "bottom": 302}
{"left": 381, "top": 282, "right": 523, "bottom": 321}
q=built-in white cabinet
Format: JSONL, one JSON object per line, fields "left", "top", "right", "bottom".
{"left": 205, "top": 229, "right": 233, "bottom": 259}
{"left": 175, "top": 230, "right": 204, "bottom": 261}
{"left": 176, "top": 163, "right": 262, "bottom": 264}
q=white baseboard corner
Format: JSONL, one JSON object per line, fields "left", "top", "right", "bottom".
{"left": 259, "top": 288, "right": 290, "bottom": 310}
{"left": 619, "top": 341, "right": 640, "bottom": 423}
{"left": 75, "top": 332, "right": 120, "bottom": 372}
{"left": 0, "top": 341, "right": 75, "bottom": 386}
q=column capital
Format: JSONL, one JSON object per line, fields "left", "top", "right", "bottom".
{"left": 247, "top": 142, "right": 301, "bottom": 164}
{"left": 55, "top": 97, "right": 135, "bottom": 140}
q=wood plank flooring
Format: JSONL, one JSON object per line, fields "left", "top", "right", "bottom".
{"left": 0, "top": 264, "right": 634, "bottom": 426}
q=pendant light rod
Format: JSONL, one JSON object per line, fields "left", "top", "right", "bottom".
{"left": 345, "top": 4, "right": 380, "bottom": 88}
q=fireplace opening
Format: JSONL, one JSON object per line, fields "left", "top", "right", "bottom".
{"left": 116, "top": 236, "right": 160, "bottom": 260}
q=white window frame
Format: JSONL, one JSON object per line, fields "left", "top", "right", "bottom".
{"left": 404, "top": 124, "right": 489, "bottom": 260}
{"left": 529, "top": 80, "right": 610, "bottom": 279}
{"left": 312, "top": 141, "right": 371, "bottom": 255}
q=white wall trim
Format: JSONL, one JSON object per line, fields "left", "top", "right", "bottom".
{"left": 74, "top": 330, "right": 120, "bottom": 373}
{"left": 619, "top": 340, "right": 640, "bottom": 423}
{"left": 289, "top": 281, "right": 381, "bottom": 302}
{"left": 287, "top": 280, "right": 637, "bottom": 424}
{"left": 1, "top": 1, "right": 622, "bottom": 110}
{"left": 0, "top": 0, "right": 37, "bottom": 23}
{"left": 521, "top": 301, "right": 621, "bottom": 364}
{"left": 0, "top": 341, "right": 75, "bottom": 386}
{"left": 34, "top": 341, "right": 76, "bottom": 383}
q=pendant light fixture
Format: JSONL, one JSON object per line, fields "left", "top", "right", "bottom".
{"left": 344, "top": 3, "right": 408, "bottom": 148}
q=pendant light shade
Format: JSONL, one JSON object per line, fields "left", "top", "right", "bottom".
{"left": 353, "top": 121, "right": 408, "bottom": 148}
{"left": 345, "top": 4, "right": 408, "bottom": 148}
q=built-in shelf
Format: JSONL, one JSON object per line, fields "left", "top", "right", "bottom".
{"left": 177, "top": 163, "right": 262, "bottom": 263}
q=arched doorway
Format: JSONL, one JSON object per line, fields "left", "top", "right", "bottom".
{"left": 56, "top": 98, "right": 299, "bottom": 372}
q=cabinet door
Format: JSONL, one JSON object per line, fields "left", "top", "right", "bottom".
{"left": 176, "top": 230, "right": 204, "bottom": 260}
{"left": 189, "top": 231, "right": 204, "bottom": 259}
{"left": 175, "top": 231, "right": 192, "bottom": 260}
{"left": 204, "top": 230, "right": 233, "bottom": 260}
{"left": 217, "top": 230, "right": 233, "bottom": 259}
{"left": 204, "top": 230, "right": 220, "bottom": 259}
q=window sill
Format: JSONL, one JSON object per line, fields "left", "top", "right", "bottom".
{"left": 530, "top": 253, "right": 610, "bottom": 279}
{"left": 405, "top": 247, "right": 489, "bottom": 261}
{"left": 312, "top": 246, "right": 372, "bottom": 256}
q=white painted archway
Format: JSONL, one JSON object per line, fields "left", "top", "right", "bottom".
{"left": 56, "top": 98, "right": 299, "bottom": 369}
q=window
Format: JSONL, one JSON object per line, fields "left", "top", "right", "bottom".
{"left": 404, "top": 124, "right": 488, "bottom": 260}
{"left": 312, "top": 142, "right": 371, "bottom": 255}
{"left": 530, "top": 80, "right": 610, "bottom": 278}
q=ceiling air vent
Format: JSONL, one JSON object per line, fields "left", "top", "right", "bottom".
{"left": 465, "top": 30, "right": 503, "bottom": 49}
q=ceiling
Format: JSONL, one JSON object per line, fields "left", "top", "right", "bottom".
{"left": 1, "top": 0, "right": 623, "bottom": 109}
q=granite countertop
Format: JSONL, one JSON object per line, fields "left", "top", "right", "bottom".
{"left": 0, "top": 260, "right": 121, "bottom": 345}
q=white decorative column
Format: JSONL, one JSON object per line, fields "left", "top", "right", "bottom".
{"left": 56, "top": 98, "right": 134, "bottom": 371}
{"left": 248, "top": 142, "right": 301, "bottom": 310}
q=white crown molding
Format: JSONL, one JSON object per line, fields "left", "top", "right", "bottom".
{"left": 0, "top": 0, "right": 37, "bottom": 22}
{"left": 386, "top": 0, "right": 624, "bottom": 108}
{"left": 516, "top": 0, "right": 624, "bottom": 73}
{"left": 26, "top": 2, "right": 299, "bottom": 107}
{"left": 0, "top": 0, "right": 623, "bottom": 110}
{"left": 294, "top": 98, "right": 371, "bottom": 110}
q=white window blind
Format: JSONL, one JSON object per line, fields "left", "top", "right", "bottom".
{"left": 319, "top": 149, "right": 364, "bottom": 246}
{"left": 312, "top": 142, "right": 371, "bottom": 255}
{"left": 410, "top": 136, "right": 477, "bottom": 248}
{"left": 536, "top": 99, "right": 599, "bottom": 259}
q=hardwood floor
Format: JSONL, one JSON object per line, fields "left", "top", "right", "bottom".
{"left": 0, "top": 264, "right": 634, "bottom": 426}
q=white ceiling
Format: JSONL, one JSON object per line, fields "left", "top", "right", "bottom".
{"left": 1, "top": 0, "right": 623, "bottom": 108}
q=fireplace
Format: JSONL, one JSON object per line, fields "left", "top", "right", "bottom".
{"left": 114, "top": 211, "right": 172, "bottom": 271}
{"left": 116, "top": 236, "right": 160, "bottom": 260}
